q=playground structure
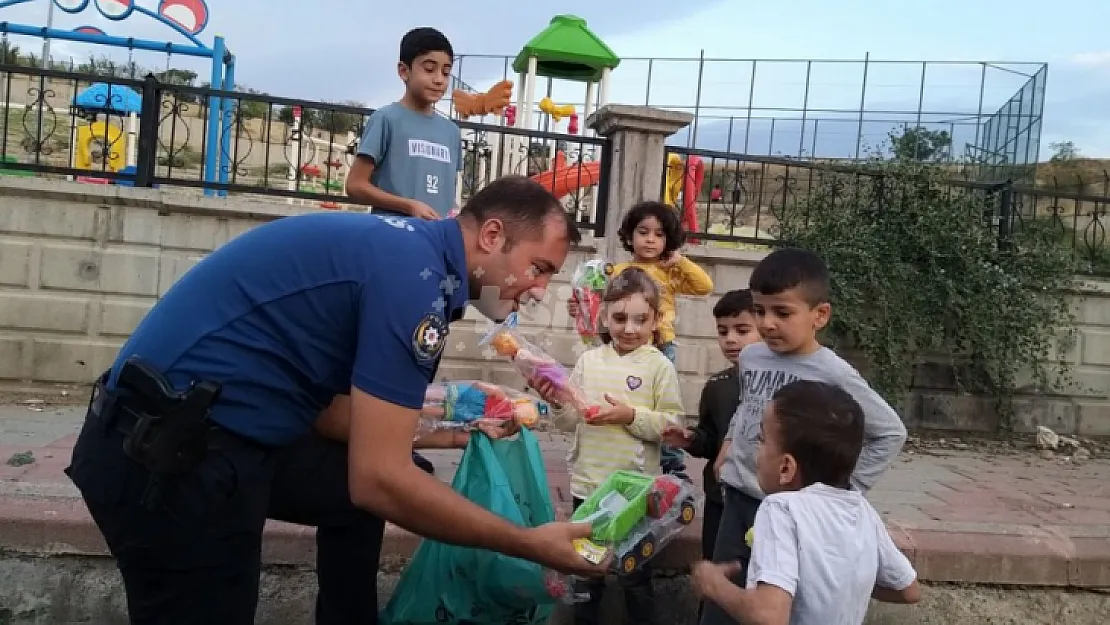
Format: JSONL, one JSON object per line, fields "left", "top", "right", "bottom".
{"left": 0, "top": 0, "right": 235, "bottom": 196}
{"left": 284, "top": 104, "right": 355, "bottom": 208}
{"left": 68, "top": 81, "right": 141, "bottom": 184}
{"left": 664, "top": 152, "right": 705, "bottom": 239}
{"left": 452, "top": 15, "right": 619, "bottom": 224}
{"left": 663, "top": 152, "right": 776, "bottom": 250}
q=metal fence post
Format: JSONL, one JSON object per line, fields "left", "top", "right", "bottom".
{"left": 997, "top": 181, "right": 1014, "bottom": 250}
{"left": 592, "top": 139, "right": 613, "bottom": 236}
{"left": 134, "top": 73, "right": 161, "bottom": 188}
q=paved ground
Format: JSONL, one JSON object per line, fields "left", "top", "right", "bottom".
{"left": 1, "top": 403, "right": 1109, "bottom": 589}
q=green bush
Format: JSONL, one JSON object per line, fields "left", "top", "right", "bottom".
{"left": 774, "top": 159, "right": 1079, "bottom": 426}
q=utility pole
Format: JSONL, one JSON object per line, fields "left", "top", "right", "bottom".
{"left": 41, "top": 0, "right": 55, "bottom": 68}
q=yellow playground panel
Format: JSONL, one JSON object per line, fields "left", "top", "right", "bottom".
{"left": 74, "top": 120, "right": 126, "bottom": 172}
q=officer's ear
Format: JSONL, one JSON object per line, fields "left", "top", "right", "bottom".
{"left": 476, "top": 217, "right": 509, "bottom": 254}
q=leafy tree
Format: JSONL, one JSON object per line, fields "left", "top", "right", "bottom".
{"left": 0, "top": 41, "right": 20, "bottom": 65}
{"left": 1048, "top": 141, "right": 1079, "bottom": 163}
{"left": 232, "top": 85, "right": 269, "bottom": 120}
{"left": 277, "top": 101, "right": 367, "bottom": 136}
{"left": 774, "top": 158, "right": 1078, "bottom": 427}
{"left": 156, "top": 68, "right": 198, "bottom": 87}
{"left": 888, "top": 125, "right": 952, "bottom": 162}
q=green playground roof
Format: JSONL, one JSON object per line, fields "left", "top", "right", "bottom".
{"left": 512, "top": 15, "right": 621, "bottom": 82}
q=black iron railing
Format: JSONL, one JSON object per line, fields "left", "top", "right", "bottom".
{"left": 456, "top": 118, "right": 610, "bottom": 235}
{"left": 0, "top": 63, "right": 610, "bottom": 234}
{"left": 663, "top": 145, "right": 1109, "bottom": 276}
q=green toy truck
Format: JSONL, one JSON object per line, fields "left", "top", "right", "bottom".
{"left": 570, "top": 470, "right": 698, "bottom": 575}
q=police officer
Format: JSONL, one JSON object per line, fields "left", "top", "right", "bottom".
{"left": 65, "top": 175, "right": 607, "bottom": 624}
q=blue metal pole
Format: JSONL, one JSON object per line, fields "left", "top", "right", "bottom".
{"left": 0, "top": 22, "right": 212, "bottom": 57}
{"left": 217, "top": 54, "right": 236, "bottom": 197}
{"left": 202, "top": 35, "right": 224, "bottom": 197}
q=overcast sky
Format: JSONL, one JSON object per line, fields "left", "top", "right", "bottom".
{"left": 2, "top": 0, "right": 1106, "bottom": 158}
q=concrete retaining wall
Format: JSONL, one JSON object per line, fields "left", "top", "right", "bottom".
{"left": 0, "top": 177, "right": 1108, "bottom": 434}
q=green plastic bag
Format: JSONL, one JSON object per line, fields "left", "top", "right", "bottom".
{"left": 381, "top": 428, "right": 558, "bottom": 624}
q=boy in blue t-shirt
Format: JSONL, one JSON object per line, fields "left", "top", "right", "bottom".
{"left": 346, "top": 27, "right": 462, "bottom": 220}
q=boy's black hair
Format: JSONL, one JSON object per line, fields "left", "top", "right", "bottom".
{"left": 617, "top": 201, "right": 685, "bottom": 255}
{"left": 713, "top": 289, "right": 755, "bottom": 319}
{"left": 400, "top": 27, "right": 454, "bottom": 67}
{"left": 458, "top": 175, "right": 581, "bottom": 246}
{"left": 749, "top": 247, "right": 829, "bottom": 307}
{"left": 598, "top": 267, "right": 662, "bottom": 347}
{"left": 771, "top": 380, "right": 865, "bottom": 489}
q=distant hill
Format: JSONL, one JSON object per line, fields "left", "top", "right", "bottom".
{"left": 1033, "top": 159, "right": 1110, "bottom": 194}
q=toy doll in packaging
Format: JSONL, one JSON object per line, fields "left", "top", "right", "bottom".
{"left": 479, "top": 314, "right": 600, "bottom": 419}
{"left": 570, "top": 258, "right": 613, "bottom": 347}
{"left": 418, "top": 380, "right": 550, "bottom": 434}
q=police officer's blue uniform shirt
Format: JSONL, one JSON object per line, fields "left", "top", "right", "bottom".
{"left": 106, "top": 212, "right": 469, "bottom": 446}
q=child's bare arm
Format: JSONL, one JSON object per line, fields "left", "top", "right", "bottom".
{"left": 698, "top": 499, "right": 798, "bottom": 625}
{"left": 873, "top": 511, "right": 920, "bottom": 603}
{"left": 693, "top": 562, "right": 792, "bottom": 625}
{"left": 872, "top": 580, "right": 921, "bottom": 604}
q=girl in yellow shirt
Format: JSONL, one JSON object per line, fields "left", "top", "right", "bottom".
{"left": 612, "top": 201, "right": 714, "bottom": 359}
{"left": 534, "top": 266, "right": 685, "bottom": 625}
{"left": 572, "top": 201, "right": 713, "bottom": 479}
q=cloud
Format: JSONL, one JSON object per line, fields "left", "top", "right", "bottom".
{"left": 1067, "top": 51, "right": 1110, "bottom": 68}
{"left": 2, "top": 0, "right": 726, "bottom": 105}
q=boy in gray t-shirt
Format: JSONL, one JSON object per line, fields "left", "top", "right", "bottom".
{"left": 693, "top": 380, "right": 919, "bottom": 624}
{"left": 701, "top": 247, "right": 908, "bottom": 625}
{"left": 346, "top": 27, "right": 462, "bottom": 220}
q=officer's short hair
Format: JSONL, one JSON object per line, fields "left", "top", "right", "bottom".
{"left": 459, "top": 176, "right": 582, "bottom": 246}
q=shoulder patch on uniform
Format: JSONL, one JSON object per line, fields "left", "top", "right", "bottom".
{"left": 412, "top": 313, "right": 448, "bottom": 363}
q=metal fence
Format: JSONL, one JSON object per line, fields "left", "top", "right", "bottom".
{"left": 0, "top": 63, "right": 610, "bottom": 234}
{"left": 452, "top": 54, "right": 1047, "bottom": 180}
{"left": 663, "top": 145, "right": 1108, "bottom": 276}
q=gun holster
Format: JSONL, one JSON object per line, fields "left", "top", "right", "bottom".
{"left": 114, "top": 356, "right": 223, "bottom": 476}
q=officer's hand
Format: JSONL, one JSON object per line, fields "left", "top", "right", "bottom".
{"left": 523, "top": 521, "right": 611, "bottom": 577}
{"left": 567, "top": 298, "right": 580, "bottom": 319}
{"left": 407, "top": 200, "right": 441, "bottom": 221}
{"left": 475, "top": 418, "right": 519, "bottom": 440}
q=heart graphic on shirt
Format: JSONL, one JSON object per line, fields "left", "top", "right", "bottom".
{"left": 626, "top": 376, "right": 643, "bottom": 391}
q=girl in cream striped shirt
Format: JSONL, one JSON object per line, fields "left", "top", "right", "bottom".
{"left": 533, "top": 267, "right": 685, "bottom": 624}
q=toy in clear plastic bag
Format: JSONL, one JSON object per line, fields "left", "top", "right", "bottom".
{"left": 570, "top": 258, "right": 613, "bottom": 346}
{"left": 417, "top": 380, "right": 551, "bottom": 436}
{"left": 559, "top": 470, "right": 699, "bottom": 598}
{"left": 479, "top": 313, "right": 600, "bottom": 419}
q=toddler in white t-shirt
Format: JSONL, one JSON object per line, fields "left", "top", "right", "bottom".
{"left": 692, "top": 379, "right": 920, "bottom": 624}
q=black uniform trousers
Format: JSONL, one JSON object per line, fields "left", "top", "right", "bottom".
{"left": 65, "top": 403, "right": 385, "bottom": 625}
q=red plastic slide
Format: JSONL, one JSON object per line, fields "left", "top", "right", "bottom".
{"left": 530, "top": 151, "right": 601, "bottom": 199}
{"left": 683, "top": 156, "right": 704, "bottom": 243}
